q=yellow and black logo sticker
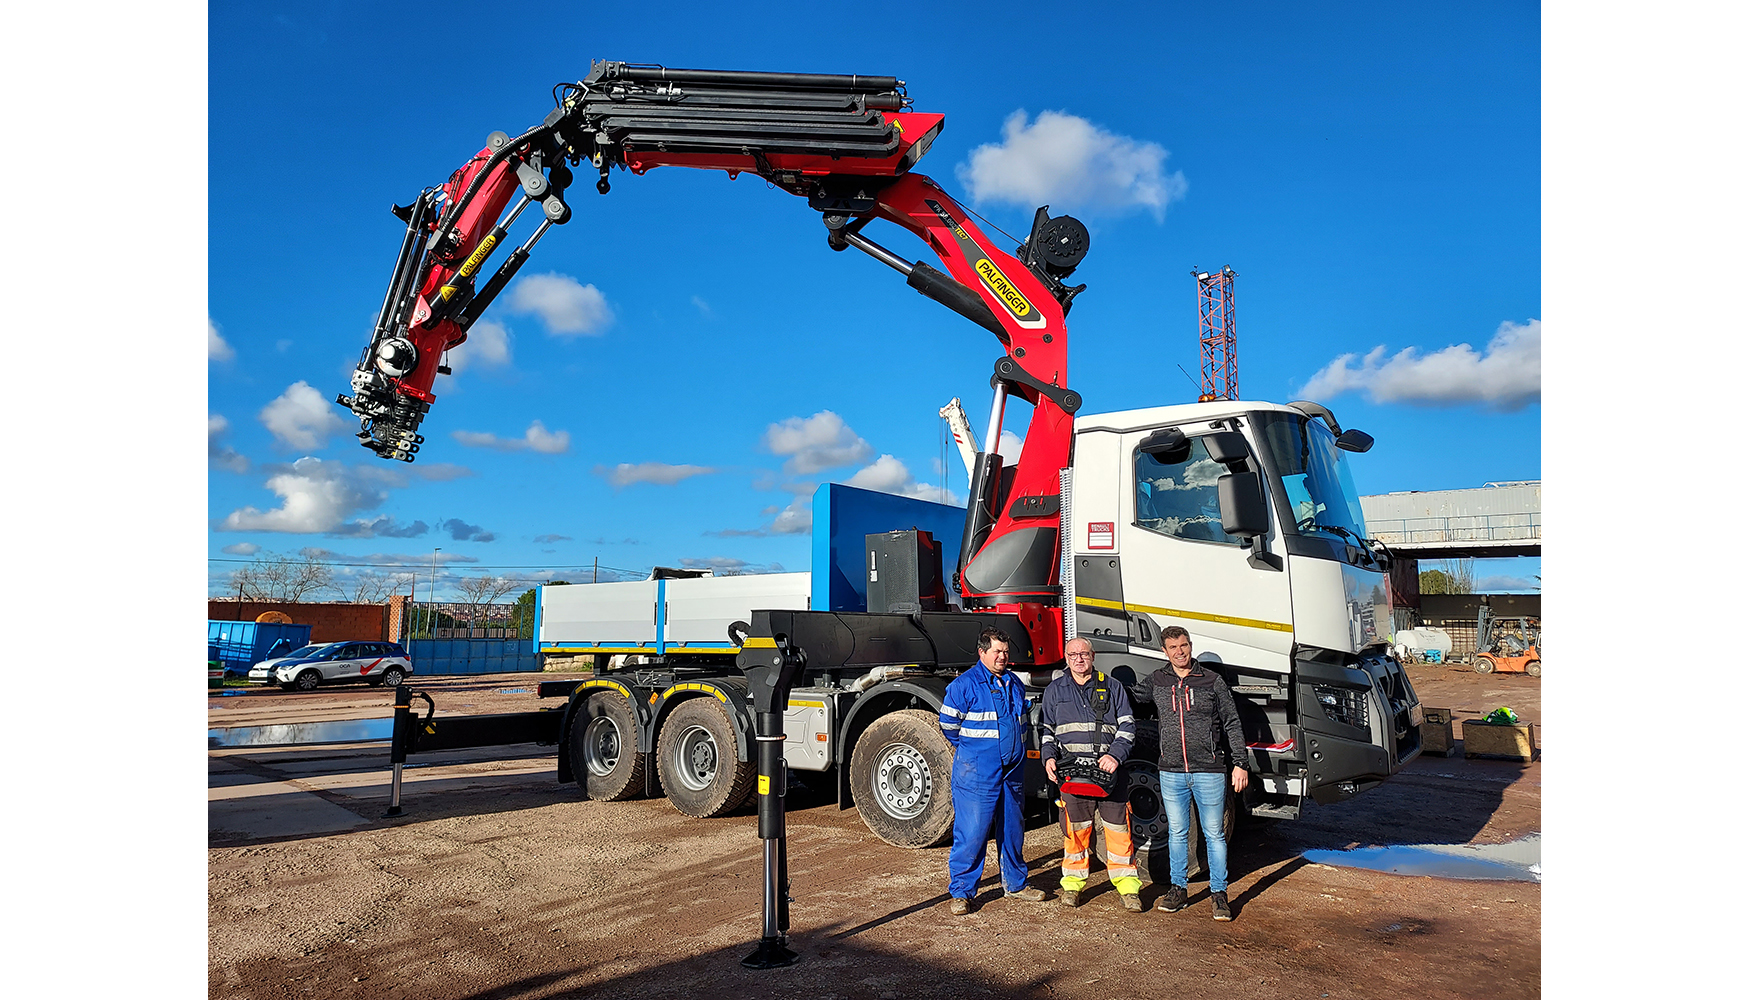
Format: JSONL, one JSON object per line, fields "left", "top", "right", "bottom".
{"left": 458, "top": 234, "right": 498, "bottom": 279}
{"left": 923, "top": 199, "right": 1047, "bottom": 330}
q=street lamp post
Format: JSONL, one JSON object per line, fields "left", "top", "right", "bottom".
{"left": 429, "top": 547, "right": 441, "bottom": 638}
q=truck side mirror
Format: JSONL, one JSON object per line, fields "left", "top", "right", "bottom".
{"left": 1335, "top": 429, "right": 1374, "bottom": 453}
{"left": 1217, "top": 471, "right": 1270, "bottom": 538}
{"left": 1204, "top": 431, "right": 1250, "bottom": 468}
{"left": 1139, "top": 427, "right": 1191, "bottom": 464}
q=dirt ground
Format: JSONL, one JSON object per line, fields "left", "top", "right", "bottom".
{"left": 209, "top": 663, "right": 1541, "bottom": 999}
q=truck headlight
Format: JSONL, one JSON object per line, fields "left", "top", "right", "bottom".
{"left": 1312, "top": 684, "right": 1369, "bottom": 730}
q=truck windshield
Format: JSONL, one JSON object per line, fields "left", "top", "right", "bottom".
{"left": 1253, "top": 411, "right": 1370, "bottom": 542}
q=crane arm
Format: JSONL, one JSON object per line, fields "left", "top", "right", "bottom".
{"left": 334, "top": 61, "right": 1092, "bottom": 658}
{"left": 939, "top": 398, "right": 978, "bottom": 486}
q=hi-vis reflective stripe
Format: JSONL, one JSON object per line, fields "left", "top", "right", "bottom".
{"left": 661, "top": 682, "right": 729, "bottom": 703}
{"left": 579, "top": 679, "right": 631, "bottom": 698}
{"left": 742, "top": 637, "right": 778, "bottom": 648}
{"left": 960, "top": 727, "right": 999, "bottom": 738}
{"left": 1075, "top": 596, "right": 1293, "bottom": 633}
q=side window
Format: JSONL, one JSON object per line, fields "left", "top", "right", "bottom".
{"left": 1134, "top": 436, "right": 1243, "bottom": 546}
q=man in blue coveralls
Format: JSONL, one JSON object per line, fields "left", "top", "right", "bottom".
{"left": 938, "top": 626, "right": 1047, "bottom": 914}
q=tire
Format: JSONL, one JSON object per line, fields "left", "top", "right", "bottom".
{"left": 1473, "top": 656, "right": 1495, "bottom": 674}
{"left": 655, "top": 697, "right": 756, "bottom": 818}
{"left": 849, "top": 709, "right": 955, "bottom": 849}
{"left": 377, "top": 666, "right": 407, "bottom": 688}
{"left": 1524, "top": 660, "right": 1541, "bottom": 678}
{"left": 293, "top": 670, "right": 321, "bottom": 692}
{"left": 570, "top": 692, "right": 647, "bottom": 801}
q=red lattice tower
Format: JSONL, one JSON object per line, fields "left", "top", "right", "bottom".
{"left": 1194, "top": 266, "right": 1238, "bottom": 402}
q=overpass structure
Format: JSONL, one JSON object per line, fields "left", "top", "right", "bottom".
{"left": 1358, "top": 481, "right": 1541, "bottom": 560}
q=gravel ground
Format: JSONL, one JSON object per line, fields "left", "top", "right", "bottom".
{"left": 209, "top": 663, "right": 1540, "bottom": 999}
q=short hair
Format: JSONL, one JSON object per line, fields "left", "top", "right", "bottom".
{"left": 1064, "top": 636, "right": 1094, "bottom": 653}
{"left": 1160, "top": 625, "right": 1191, "bottom": 646}
{"left": 977, "top": 626, "right": 1011, "bottom": 651}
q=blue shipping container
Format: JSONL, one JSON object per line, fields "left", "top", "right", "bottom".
{"left": 207, "top": 620, "right": 314, "bottom": 676}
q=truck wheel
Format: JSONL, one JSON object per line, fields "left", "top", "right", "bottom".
{"left": 293, "top": 670, "right": 321, "bottom": 692}
{"left": 572, "top": 692, "right": 646, "bottom": 801}
{"left": 656, "top": 697, "right": 755, "bottom": 818}
{"left": 849, "top": 709, "right": 954, "bottom": 849}
{"left": 1525, "top": 660, "right": 1541, "bottom": 677}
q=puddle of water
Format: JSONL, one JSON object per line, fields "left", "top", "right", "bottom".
{"left": 1304, "top": 833, "right": 1541, "bottom": 882}
{"left": 496, "top": 689, "right": 532, "bottom": 694}
{"left": 208, "top": 718, "right": 394, "bottom": 748}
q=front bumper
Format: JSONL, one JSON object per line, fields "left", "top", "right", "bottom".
{"left": 1295, "top": 645, "right": 1421, "bottom": 805}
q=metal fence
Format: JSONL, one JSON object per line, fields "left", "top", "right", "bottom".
{"left": 406, "top": 638, "right": 540, "bottom": 676}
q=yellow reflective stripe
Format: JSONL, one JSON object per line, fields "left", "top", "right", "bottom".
{"left": 579, "top": 679, "right": 631, "bottom": 697}
{"left": 787, "top": 700, "right": 825, "bottom": 709}
{"left": 1075, "top": 596, "right": 1293, "bottom": 633}
{"left": 660, "top": 682, "right": 728, "bottom": 703}
{"left": 742, "top": 637, "right": 778, "bottom": 648}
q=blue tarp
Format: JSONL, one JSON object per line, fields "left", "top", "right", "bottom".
{"left": 405, "top": 638, "right": 541, "bottom": 675}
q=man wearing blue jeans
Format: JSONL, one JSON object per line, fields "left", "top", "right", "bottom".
{"left": 1147, "top": 625, "right": 1250, "bottom": 921}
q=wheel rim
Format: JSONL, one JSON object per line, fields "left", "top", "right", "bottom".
{"left": 671, "top": 724, "right": 720, "bottom": 792}
{"left": 297, "top": 673, "right": 318, "bottom": 691}
{"left": 384, "top": 670, "right": 403, "bottom": 686}
{"left": 1124, "top": 770, "right": 1169, "bottom": 850}
{"left": 583, "top": 716, "right": 622, "bottom": 777}
{"left": 871, "top": 741, "right": 933, "bottom": 820}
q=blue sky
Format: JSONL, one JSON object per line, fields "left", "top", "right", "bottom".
{"left": 207, "top": 2, "right": 1541, "bottom": 599}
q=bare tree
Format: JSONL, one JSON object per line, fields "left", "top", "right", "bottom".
{"left": 1441, "top": 558, "right": 1476, "bottom": 594}
{"left": 231, "top": 551, "right": 336, "bottom": 602}
{"left": 347, "top": 570, "right": 410, "bottom": 603}
{"left": 455, "top": 574, "right": 521, "bottom": 631}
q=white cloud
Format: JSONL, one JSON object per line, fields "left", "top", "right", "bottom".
{"left": 209, "top": 318, "right": 235, "bottom": 361}
{"left": 691, "top": 295, "right": 714, "bottom": 317}
{"left": 217, "top": 457, "right": 409, "bottom": 535}
{"left": 763, "top": 411, "right": 874, "bottom": 475}
{"left": 596, "top": 462, "right": 716, "bottom": 488}
{"left": 996, "top": 429, "right": 1024, "bottom": 460}
{"left": 221, "top": 542, "right": 259, "bottom": 556}
{"left": 446, "top": 318, "right": 512, "bottom": 372}
{"left": 957, "top": 110, "right": 1187, "bottom": 220}
{"left": 1298, "top": 319, "right": 1541, "bottom": 411}
{"left": 507, "top": 272, "right": 613, "bottom": 336}
{"left": 259, "top": 381, "right": 350, "bottom": 450}
{"left": 208, "top": 414, "right": 249, "bottom": 473}
{"left": 1478, "top": 575, "right": 1541, "bottom": 592}
{"left": 844, "top": 454, "right": 963, "bottom": 505}
{"left": 450, "top": 420, "right": 571, "bottom": 454}
{"left": 768, "top": 494, "right": 814, "bottom": 535}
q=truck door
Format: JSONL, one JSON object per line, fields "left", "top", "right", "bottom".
{"left": 1115, "top": 424, "right": 1294, "bottom": 678}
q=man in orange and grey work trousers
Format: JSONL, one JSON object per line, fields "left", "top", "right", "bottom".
{"left": 1041, "top": 636, "right": 1144, "bottom": 911}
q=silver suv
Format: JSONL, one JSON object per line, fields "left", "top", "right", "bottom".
{"left": 247, "top": 641, "right": 413, "bottom": 692}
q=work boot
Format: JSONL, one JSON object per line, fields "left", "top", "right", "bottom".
{"left": 1005, "top": 887, "right": 1047, "bottom": 902}
{"left": 1212, "top": 890, "right": 1232, "bottom": 921}
{"left": 949, "top": 896, "right": 970, "bottom": 916}
{"left": 1121, "top": 893, "right": 1144, "bottom": 913}
{"left": 1060, "top": 888, "right": 1082, "bottom": 908}
{"left": 1157, "top": 884, "right": 1188, "bottom": 913}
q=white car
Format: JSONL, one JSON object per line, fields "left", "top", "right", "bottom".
{"left": 247, "top": 641, "right": 412, "bottom": 692}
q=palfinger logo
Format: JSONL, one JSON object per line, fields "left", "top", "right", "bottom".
{"left": 976, "top": 258, "right": 1034, "bottom": 320}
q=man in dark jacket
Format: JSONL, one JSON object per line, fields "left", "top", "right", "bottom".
{"left": 1148, "top": 625, "right": 1250, "bottom": 921}
{"left": 1041, "top": 636, "right": 1143, "bottom": 911}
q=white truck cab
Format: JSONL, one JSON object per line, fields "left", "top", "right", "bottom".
{"left": 1068, "top": 399, "right": 1420, "bottom": 817}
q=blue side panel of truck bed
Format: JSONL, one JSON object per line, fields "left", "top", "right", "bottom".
{"left": 811, "top": 484, "right": 967, "bottom": 612}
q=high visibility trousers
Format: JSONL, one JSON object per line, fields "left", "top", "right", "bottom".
{"left": 947, "top": 757, "right": 1027, "bottom": 899}
{"left": 1059, "top": 790, "right": 1142, "bottom": 896}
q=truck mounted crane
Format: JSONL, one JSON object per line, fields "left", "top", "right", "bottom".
{"left": 345, "top": 62, "right": 1423, "bottom": 968}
